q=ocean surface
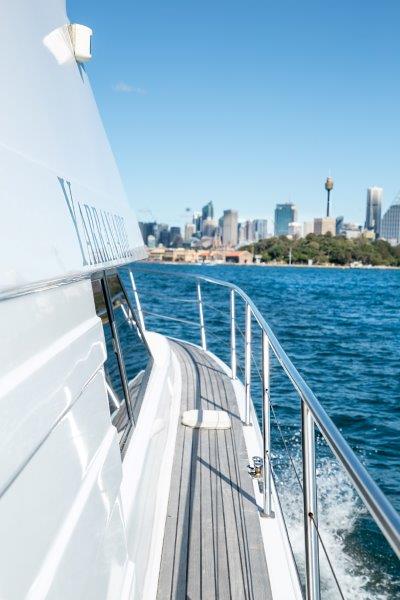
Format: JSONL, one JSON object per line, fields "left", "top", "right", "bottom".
{"left": 123, "top": 263, "right": 400, "bottom": 599}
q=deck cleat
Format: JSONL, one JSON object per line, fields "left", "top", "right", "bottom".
{"left": 252, "top": 456, "right": 263, "bottom": 477}
{"left": 248, "top": 456, "right": 263, "bottom": 478}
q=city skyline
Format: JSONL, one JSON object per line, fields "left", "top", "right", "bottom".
{"left": 139, "top": 185, "right": 400, "bottom": 249}
{"left": 142, "top": 184, "right": 397, "bottom": 228}
{"left": 136, "top": 180, "right": 399, "bottom": 232}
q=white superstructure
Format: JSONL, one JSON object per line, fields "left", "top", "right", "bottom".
{"left": 0, "top": 3, "right": 177, "bottom": 598}
{"left": 0, "top": 1, "right": 145, "bottom": 294}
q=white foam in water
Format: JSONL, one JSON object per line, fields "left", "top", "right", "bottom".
{"left": 274, "top": 447, "right": 394, "bottom": 599}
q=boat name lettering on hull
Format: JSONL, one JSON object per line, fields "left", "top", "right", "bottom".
{"left": 59, "top": 177, "right": 134, "bottom": 266}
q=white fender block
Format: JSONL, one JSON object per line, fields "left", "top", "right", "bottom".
{"left": 181, "top": 409, "right": 231, "bottom": 430}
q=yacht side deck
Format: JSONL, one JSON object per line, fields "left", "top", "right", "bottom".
{"left": 157, "top": 340, "right": 272, "bottom": 600}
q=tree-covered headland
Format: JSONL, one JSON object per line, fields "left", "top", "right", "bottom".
{"left": 243, "top": 233, "right": 400, "bottom": 266}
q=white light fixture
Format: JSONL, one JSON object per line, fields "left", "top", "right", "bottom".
{"left": 69, "top": 24, "right": 92, "bottom": 63}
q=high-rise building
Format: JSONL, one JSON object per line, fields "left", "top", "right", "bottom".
{"left": 192, "top": 211, "right": 202, "bottom": 236}
{"left": 365, "top": 187, "right": 383, "bottom": 237}
{"left": 381, "top": 203, "right": 400, "bottom": 246}
{"left": 274, "top": 204, "right": 297, "bottom": 236}
{"left": 184, "top": 223, "right": 196, "bottom": 242}
{"left": 288, "top": 222, "right": 302, "bottom": 238}
{"left": 222, "top": 210, "right": 238, "bottom": 247}
{"left": 138, "top": 221, "right": 156, "bottom": 244}
{"left": 170, "top": 226, "right": 182, "bottom": 247}
{"left": 157, "top": 225, "right": 170, "bottom": 247}
{"left": 238, "top": 222, "right": 247, "bottom": 245}
{"left": 202, "top": 201, "right": 214, "bottom": 222}
{"left": 237, "top": 220, "right": 253, "bottom": 245}
{"left": 303, "top": 221, "right": 314, "bottom": 237}
{"left": 314, "top": 217, "right": 335, "bottom": 235}
{"left": 244, "top": 220, "right": 253, "bottom": 242}
{"left": 252, "top": 219, "right": 268, "bottom": 241}
{"left": 202, "top": 217, "right": 216, "bottom": 237}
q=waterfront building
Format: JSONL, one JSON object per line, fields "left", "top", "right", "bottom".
{"left": 274, "top": 203, "right": 297, "bottom": 236}
{"left": 222, "top": 209, "right": 238, "bottom": 247}
{"left": 314, "top": 217, "right": 336, "bottom": 235}
{"left": 148, "top": 247, "right": 253, "bottom": 264}
{"left": 365, "top": 187, "right": 383, "bottom": 237}
{"left": 288, "top": 222, "right": 302, "bottom": 238}
{"left": 381, "top": 203, "right": 400, "bottom": 245}
{"left": 303, "top": 221, "right": 314, "bottom": 236}
{"left": 199, "top": 236, "right": 213, "bottom": 249}
{"left": 252, "top": 219, "right": 268, "bottom": 241}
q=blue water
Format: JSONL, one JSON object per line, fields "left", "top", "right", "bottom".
{"left": 123, "top": 263, "right": 400, "bottom": 598}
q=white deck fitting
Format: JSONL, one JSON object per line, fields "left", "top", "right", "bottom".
{"left": 157, "top": 341, "right": 273, "bottom": 600}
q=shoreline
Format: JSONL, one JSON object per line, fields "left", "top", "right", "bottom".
{"left": 144, "top": 260, "right": 400, "bottom": 270}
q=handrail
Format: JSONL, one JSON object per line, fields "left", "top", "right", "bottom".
{"left": 188, "top": 272, "right": 400, "bottom": 558}
{"left": 130, "top": 265, "right": 400, "bottom": 597}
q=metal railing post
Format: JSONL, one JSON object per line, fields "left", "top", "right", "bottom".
{"left": 230, "top": 289, "right": 236, "bottom": 379}
{"left": 244, "top": 302, "right": 251, "bottom": 425}
{"left": 261, "top": 331, "right": 273, "bottom": 517}
{"left": 302, "top": 401, "right": 321, "bottom": 600}
{"left": 197, "top": 281, "right": 207, "bottom": 351}
{"left": 129, "top": 270, "right": 145, "bottom": 331}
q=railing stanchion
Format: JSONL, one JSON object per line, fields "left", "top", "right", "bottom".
{"left": 261, "top": 332, "right": 273, "bottom": 517}
{"left": 129, "top": 270, "right": 145, "bottom": 331}
{"left": 244, "top": 302, "right": 251, "bottom": 425}
{"left": 197, "top": 281, "right": 207, "bottom": 351}
{"left": 302, "top": 400, "right": 321, "bottom": 600}
{"left": 230, "top": 289, "right": 236, "bottom": 379}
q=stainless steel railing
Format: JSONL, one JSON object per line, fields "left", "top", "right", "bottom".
{"left": 129, "top": 266, "right": 400, "bottom": 600}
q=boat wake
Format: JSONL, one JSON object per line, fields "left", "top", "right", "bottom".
{"left": 273, "top": 441, "right": 399, "bottom": 599}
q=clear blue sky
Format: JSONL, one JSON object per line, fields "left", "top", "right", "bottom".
{"left": 68, "top": 0, "right": 400, "bottom": 229}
